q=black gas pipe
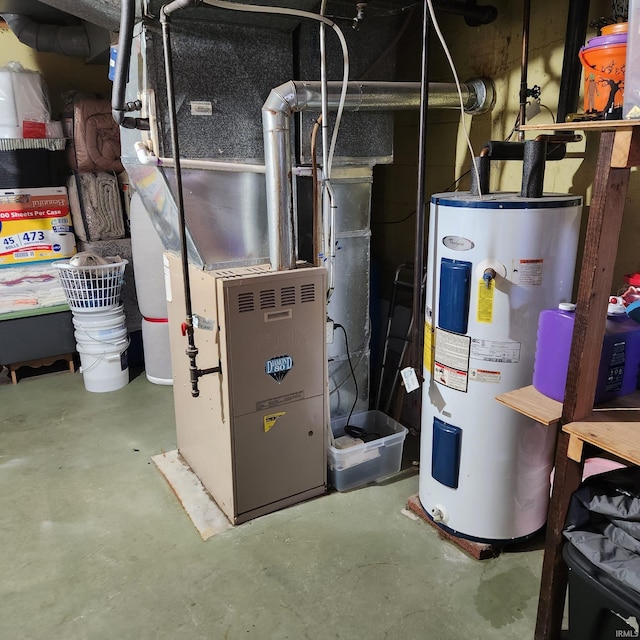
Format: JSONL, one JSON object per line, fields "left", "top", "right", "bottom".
{"left": 410, "top": 0, "right": 430, "bottom": 379}
{"left": 161, "top": 0, "right": 220, "bottom": 398}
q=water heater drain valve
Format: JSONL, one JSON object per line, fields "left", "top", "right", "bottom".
{"left": 431, "top": 505, "right": 448, "bottom": 523}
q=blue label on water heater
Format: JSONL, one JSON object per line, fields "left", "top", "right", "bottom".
{"left": 265, "top": 355, "right": 293, "bottom": 383}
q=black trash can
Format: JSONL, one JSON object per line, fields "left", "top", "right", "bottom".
{"left": 563, "top": 467, "right": 640, "bottom": 640}
{"left": 564, "top": 541, "right": 640, "bottom": 640}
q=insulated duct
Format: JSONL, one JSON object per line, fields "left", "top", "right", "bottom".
{"left": 0, "top": 12, "right": 106, "bottom": 59}
{"left": 262, "top": 78, "right": 495, "bottom": 271}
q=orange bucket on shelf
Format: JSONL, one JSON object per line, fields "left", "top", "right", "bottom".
{"left": 579, "top": 22, "right": 627, "bottom": 116}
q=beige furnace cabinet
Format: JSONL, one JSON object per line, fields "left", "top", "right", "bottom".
{"left": 165, "top": 253, "right": 328, "bottom": 524}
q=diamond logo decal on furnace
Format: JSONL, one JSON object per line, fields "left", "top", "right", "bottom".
{"left": 265, "top": 355, "right": 293, "bottom": 383}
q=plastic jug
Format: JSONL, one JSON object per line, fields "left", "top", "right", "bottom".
{"left": 533, "top": 300, "right": 640, "bottom": 403}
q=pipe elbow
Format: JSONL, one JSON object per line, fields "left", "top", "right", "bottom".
{"left": 112, "top": 109, "right": 124, "bottom": 126}
{"left": 262, "top": 81, "right": 299, "bottom": 117}
{"left": 134, "top": 141, "right": 160, "bottom": 165}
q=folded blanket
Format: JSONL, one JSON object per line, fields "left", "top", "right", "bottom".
{"left": 67, "top": 172, "right": 125, "bottom": 242}
{"left": 0, "top": 263, "right": 67, "bottom": 314}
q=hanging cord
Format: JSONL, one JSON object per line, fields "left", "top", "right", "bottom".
{"left": 425, "top": 0, "right": 480, "bottom": 196}
{"left": 334, "top": 323, "right": 359, "bottom": 429}
{"left": 328, "top": 319, "right": 372, "bottom": 395}
{"left": 334, "top": 323, "right": 380, "bottom": 441}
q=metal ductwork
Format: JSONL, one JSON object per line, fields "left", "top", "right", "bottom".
{"left": 22, "top": 0, "right": 122, "bottom": 31}
{"left": 1, "top": 12, "right": 109, "bottom": 61}
{"left": 262, "top": 78, "right": 496, "bottom": 271}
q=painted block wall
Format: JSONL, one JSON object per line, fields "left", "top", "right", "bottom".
{"left": 372, "top": 0, "right": 639, "bottom": 298}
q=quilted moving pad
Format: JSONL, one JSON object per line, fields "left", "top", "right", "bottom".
{"left": 68, "top": 172, "right": 126, "bottom": 242}
{"left": 64, "top": 94, "right": 124, "bottom": 174}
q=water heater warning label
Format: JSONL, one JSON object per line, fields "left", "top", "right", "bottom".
{"left": 512, "top": 258, "right": 543, "bottom": 285}
{"left": 470, "top": 368, "right": 501, "bottom": 383}
{"left": 434, "top": 328, "right": 470, "bottom": 392}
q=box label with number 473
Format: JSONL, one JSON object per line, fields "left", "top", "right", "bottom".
{"left": 0, "top": 186, "right": 76, "bottom": 267}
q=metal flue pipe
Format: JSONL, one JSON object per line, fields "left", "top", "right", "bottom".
{"left": 262, "top": 77, "right": 495, "bottom": 271}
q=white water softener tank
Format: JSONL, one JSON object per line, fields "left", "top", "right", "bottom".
{"left": 420, "top": 192, "right": 582, "bottom": 542}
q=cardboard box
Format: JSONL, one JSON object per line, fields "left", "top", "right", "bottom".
{"left": 0, "top": 187, "right": 76, "bottom": 266}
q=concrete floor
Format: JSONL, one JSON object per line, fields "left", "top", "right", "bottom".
{"left": 1, "top": 367, "right": 547, "bottom": 639}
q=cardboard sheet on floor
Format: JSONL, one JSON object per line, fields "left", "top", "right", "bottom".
{"left": 152, "top": 449, "right": 232, "bottom": 540}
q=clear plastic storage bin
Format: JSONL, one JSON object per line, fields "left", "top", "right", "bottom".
{"left": 328, "top": 410, "right": 408, "bottom": 492}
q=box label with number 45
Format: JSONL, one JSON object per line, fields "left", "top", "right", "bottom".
{"left": 0, "top": 187, "right": 76, "bottom": 267}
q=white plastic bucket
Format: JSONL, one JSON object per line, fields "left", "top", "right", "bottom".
{"left": 73, "top": 309, "right": 126, "bottom": 345}
{"left": 72, "top": 303, "right": 125, "bottom": 319}
{"left": 77, "top": 338, "right": 129, "bottom": 393}
{"left": 73, "top": 316, "right": 126, "bottom": 342}
{"left": 74, "top": 326, "right": 128, "bottom": 345}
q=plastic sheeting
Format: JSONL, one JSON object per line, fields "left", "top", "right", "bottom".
{"left": 0, "top": 62, "right": 50, "bottom": 138}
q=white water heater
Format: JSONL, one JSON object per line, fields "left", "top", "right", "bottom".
{"left": 419, "top": 192, "right": 582, "bottom": 542}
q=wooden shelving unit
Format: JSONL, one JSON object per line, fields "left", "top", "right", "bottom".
{"left": 498, "top": 121, "right": 640, "bottom": 640}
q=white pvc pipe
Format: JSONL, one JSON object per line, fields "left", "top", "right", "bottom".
{"left": 134, "top": 141, "right": 266, "bottom": 173}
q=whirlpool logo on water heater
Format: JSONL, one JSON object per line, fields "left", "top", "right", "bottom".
{"left": 265, "top": 355, "right": 293, "bottom": 383}
{"left": 442, "top": 235, "right": 474, "bottom": 251}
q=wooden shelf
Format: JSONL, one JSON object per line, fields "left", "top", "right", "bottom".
{"left": 561, "top": 390, "right": 640, "bottom": 463}
{"left": 495, "top": 385, "right": 562, "bottom": 425}
{"left": 563, "top": 419, "right": 640, "bottom": 465}
{"left": 519, "top": 120, "right": 640, "bottom": 132}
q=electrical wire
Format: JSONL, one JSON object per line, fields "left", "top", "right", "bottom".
{"left": 318, "top": 1, "right": 350, "bottom": 298}
{"left": 373, "top": 210, "right": 416, "bottom": 225}
{"left": 540, "top": 103, "right": 556, "bottom": 123}
{"left": 334, "top": 323, "right": 359, "bottom": 428}
{"left": 328, "top": 319, "right": 372, "bottom": 395}
{"left": 425, "top": 0, "right": 481, "bottom": 196}
{"left": 442, "top": 170, "right": 471, "bottom": 192}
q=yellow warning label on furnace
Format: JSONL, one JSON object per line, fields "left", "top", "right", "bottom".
{"left": 477, "top": 279, "right": 494, "bottom": 323}
{"left": 263, "top": 411, "right": 286, "bottom": 433}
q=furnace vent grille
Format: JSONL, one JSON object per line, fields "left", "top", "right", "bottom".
{"left": 301, "top": 283, "right": 316, "bottom": 303}
{"left": 260, "top": 289, "right": 276, "bottom": 309}
{"left": 281, "top": 286, "right": 296, "bottom": 306}
{"left": 237, "top": 292, "right": 255, "bottom": 313}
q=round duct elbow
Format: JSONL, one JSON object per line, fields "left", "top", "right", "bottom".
{"left": 262, "top": 81, "right": 300, "bottom": 117}
{"left": 1, "top": 13, "right": 91, "bottom": 58}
